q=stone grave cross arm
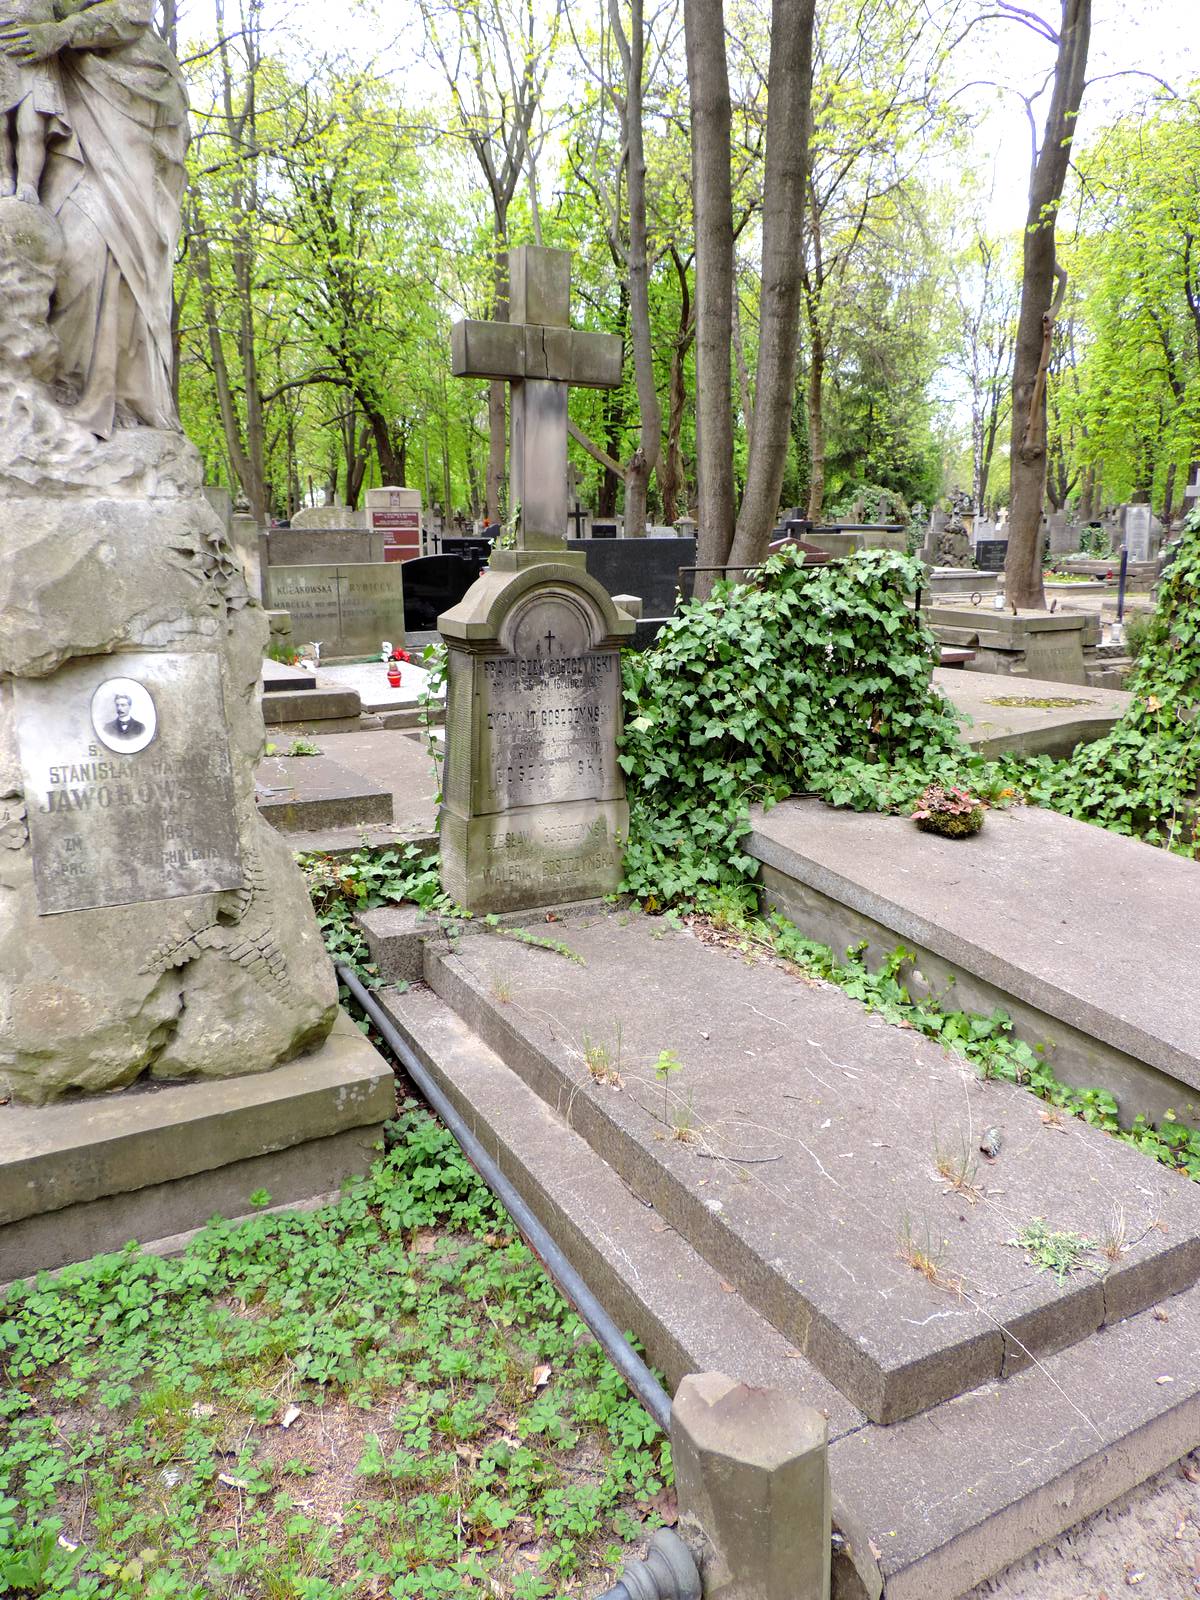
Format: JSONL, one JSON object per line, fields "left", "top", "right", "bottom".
{"left": 451, "top": 245, "right": 622, "bottom": 551}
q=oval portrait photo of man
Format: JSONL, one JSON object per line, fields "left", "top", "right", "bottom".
{"left": 91, "top": 677, "right": 158, "bottom": 755}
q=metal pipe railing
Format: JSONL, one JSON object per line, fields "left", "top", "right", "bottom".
{"left": 335, "top": 963, "right": 673, "bottom": 1435}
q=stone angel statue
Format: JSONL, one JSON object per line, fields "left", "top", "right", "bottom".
{"left": 0, "top": 0, "right": 187, "bottom": 437}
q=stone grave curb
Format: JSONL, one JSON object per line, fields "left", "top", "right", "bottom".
{"left": 0, "top": 1012, "right": 394, "bottom": 1282}
{"left": 745, "top": 801, "right": 1200, "bottom": 1127}
{"left": 356, "top": 897, "right": 609, "bottom": 988}
{"left": 371, "top": 965, "right": 1200, "bottom": 1600}
{"left": 262, "top": 687, "right": 362, "bottom": 724}
{"left": 420, "top": 928, "right": 1200, "bottom": 1427}
{"left": 255, "top": 754, "right": 394, "bottom": 834}
{"left": 280, "top": 826, "right": 440, "bottom": 860}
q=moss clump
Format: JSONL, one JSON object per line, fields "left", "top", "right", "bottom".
{"left": 915, "top": 805, "right": 984, "bottom": 838}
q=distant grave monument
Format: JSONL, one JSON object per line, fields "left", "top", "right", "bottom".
{"left": 264, "top": 563, "right": 407, "bottom": 657}
{"left": 291, "top": 503, "right": 367, "bottom": 530}
{"left": 368, "top": 485, "right": 423, "bottom": 562}
{"left": 1047, "top": 510, "right": 1081, "bottom": 555}
{"left": 442, "top": 245, "right": 634, "bottom": 911}
{"left": 924, "top": 507, "right": 971, "bottom": 568}
{"left": 1123, "top": 503, "right": 1155, "bottom": 563}
{"left": 0, "top": 13, "right": 387, "bottom": 1270}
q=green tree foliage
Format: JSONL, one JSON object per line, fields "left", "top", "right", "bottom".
{"left": 1051, "top": 94, "right": 1200, "bottom": 517}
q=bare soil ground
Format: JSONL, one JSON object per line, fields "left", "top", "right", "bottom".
{"left": 968, "top": 1449, "right": 1200, "bottom": 1599}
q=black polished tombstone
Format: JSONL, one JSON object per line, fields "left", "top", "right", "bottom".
{"left": 974, "top": 539, "right": 1009, "bottom": 572}
{"left": 591, "top": 522, "right": 619, "bottom": 539}
{"left": 402, "top": 554, "right": 480, "bottom": 631}
{"left": 439, "top": 536, "right": 493, "bottom": 576}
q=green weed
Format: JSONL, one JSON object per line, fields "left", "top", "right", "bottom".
{"left": 0, "top": 1112, "right": 670, "bottom": 1599}
{"left": 1012, "top": 1218, "right": 1095, "bottom": 1281}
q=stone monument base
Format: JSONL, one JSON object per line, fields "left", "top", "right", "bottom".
{"left": 437, "top": 550, "right": 635, "bottom": 915}
{"left": 0, "top": 1011, "right": 393, "bottom": 1284}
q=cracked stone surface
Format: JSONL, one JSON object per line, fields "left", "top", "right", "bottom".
{"left": 424, "top": 911, "right": 1200, "bottom": 1425}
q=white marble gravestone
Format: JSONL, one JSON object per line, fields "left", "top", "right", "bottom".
{"left": 1124, "top": 504, "right": 1154, "bottom": 563}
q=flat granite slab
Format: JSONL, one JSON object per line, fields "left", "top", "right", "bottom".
{"left": 261, "top": 658, "right": 316, "bottom": 692}
{"left": 746, "top": 802, "right": 1200, "bottom": 1119}
{"left": 255, "top": 729, "right": 440, "bottom": 855}
{"left": 318, "top": 659, "right": 442, "bottom": 715}
{"left": 255, "top": 751, "right": 393, "bottom": 832}
{"left": 932, "top": 666, "right": 1130, "bottom": 757}
{"left": 423, "top": 913, "right": 1200, "bottom": 1426}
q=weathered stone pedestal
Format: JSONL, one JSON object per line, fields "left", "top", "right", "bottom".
{"left": 923, "top": 604, "right": 1092, "bottom": 684}
{"left": 0, "top": 186, "right": 388, "bottom": 1276}
{"left": 438, "top": 551, "right": 634, "bottom": 912}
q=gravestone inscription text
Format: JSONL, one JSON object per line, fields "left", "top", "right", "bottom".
{"left": 265, "top": 563, "right": 406, "bottom": 654}
{"left": 480, "top": 648, "right": 619, "bottom": 810}
{"left": 14, "top": 652, "right": 244, "bottom": 915}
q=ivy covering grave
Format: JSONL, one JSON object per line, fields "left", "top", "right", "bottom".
{"left": 1002, "top": 506, "right": 1200, "bottom": 855}
{"left": 618, "top": 546, "right": 978, "bottom": 909}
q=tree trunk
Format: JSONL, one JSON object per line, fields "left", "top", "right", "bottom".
{"left": 1079, "top": 463, "right": 1096, "bottom": 521}
{"left": 685, "top": 0, "right": 735, "bottom": 595}
{"left": 1005, "top": 0, "right": 1091, "bottom": 611}
{"left": 732, "top": 286, "right": 754, "bottom": 461}
{"left": 658, "top": 253, "right": 695, "bottom": 525}
{"left": 612, "top": 0, "right": 663, "bottom": 539}
{"left": 599, "top": 282, "right": 629, "bottom": 518}
{"left": 486, "top": 242, "right": 509, "bottom": 520}
{"left": 804, "top": 296, "right": 826, "bottom": 520}
{"left": 981, "top": 392, "right": 1003, "bottom": 511}
{"left": 1162, "top": 460, "right": 1177, "bottom": 526}
{"left": 189, "top": 202, "right": 265, "bottom": 522}
{"left": 367, "top": 408, "right": 404, "bottom": 485}
{"left": 729, "top": 0, "right": 816, "bottom": 572}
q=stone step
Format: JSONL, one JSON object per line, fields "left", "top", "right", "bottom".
{"left": 1, "top": 1012, "right": 393, "bottom": 1283}
{"left": 255, "top": 729, "right": 438, "bottom": 850}
{"left": 420, "top": 914, "right": 1200, "bottom": 1427}
{"left": 261, "top": 685, "right": 362, "bottom": 724}
{"left": 255, "top": 753, "right": 393, "bottom": 832}
{"left": 378, "top": 974, "right": 1200, "bottom": 1600}
{"left": 261, "top": 659, "right": 316, "bottom": 692}
{"left": 746, "top": 800, "right": 1200, "bottom": 1131}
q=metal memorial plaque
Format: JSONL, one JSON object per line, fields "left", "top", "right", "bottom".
{"left": 476, "top": 595, "right": 622, "bottom": 815}
{"left": 14, "top": 652, "right": 244, "bottom": 915}
{"left": 974, "top": 538, "right": 1008, "bottom": 572}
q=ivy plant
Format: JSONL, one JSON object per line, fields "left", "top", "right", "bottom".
{"left": 299, "top": 843, "right": 451, "bottom": 983}
{"left": 618, "top": 547, "right": 979, "bottom": 909}
{"left": 1000, "top": 507, "right": 1200, "bottom": 854}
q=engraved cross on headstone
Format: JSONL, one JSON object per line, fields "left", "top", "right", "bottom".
{"left": 450, "top": 245, "right": 623, "bottom": 552}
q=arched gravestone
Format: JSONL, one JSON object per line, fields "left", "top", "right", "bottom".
{"left": 439, "top": 556, "right": 635, "bottom": 912}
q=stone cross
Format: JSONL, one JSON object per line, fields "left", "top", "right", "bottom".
{"left": 450, "top": 246, "right": 622, "bottom": 552}
{"left": 567, "top": 499, "right": 589, "bottom": 539}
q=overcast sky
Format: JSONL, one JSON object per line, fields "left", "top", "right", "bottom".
{"left": 177, "top": 0, "right": 1196, "bottom": 240}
